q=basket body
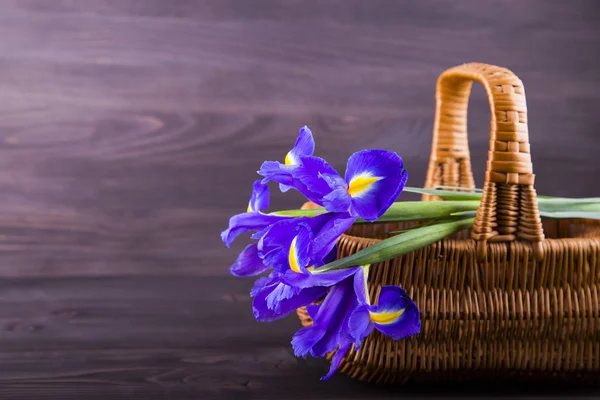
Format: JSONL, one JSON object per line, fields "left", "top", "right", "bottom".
{"left": 296, "top": 63, "right": 600, "bottom": 383}
{"left": 298, "top": 219, "right": 600, "bottom": 383}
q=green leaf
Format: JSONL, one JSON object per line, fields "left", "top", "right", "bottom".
{"left": 537, "top": 196, "right": 600, "bottom": 203}
{"left": 403, "top": 187, "right": 483, "bottom": 201}
{"left": 364, "top": 201, "right": 480, "bottom": 223}
{"left": 538, "top": 198, "right": 600, "bottom": 208}
{"left": 314, "top": 217, "right": 475, "bottom": 272}
{"left": 539, "top": 211, "right": 600, "bottom": 219}
{"left": 538, "top": 198, "right": 600, "bottom": 219}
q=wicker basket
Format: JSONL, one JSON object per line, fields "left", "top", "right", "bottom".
{"left": 297, "top": 62, "right": 600, "bottom": 384}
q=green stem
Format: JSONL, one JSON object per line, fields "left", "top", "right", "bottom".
{"left": 272, "top": 201, "right": 481, "bottom": 222}
{"left": 272, "top": 199, "right": 600, "bottom": 222}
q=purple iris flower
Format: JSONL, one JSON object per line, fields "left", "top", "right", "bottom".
{"left": 259, "top": 129, "right": 408, "bottom": 222}
{"left": 348, "top": 266, "right": 421, "bottom": 346}
{"left": 289, "top": 265, "right": 421, "bottom": 380}
{"left": 284, "top": 125, "right": 315, "bottom": 166}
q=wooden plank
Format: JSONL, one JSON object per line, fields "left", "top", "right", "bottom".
{"left": 1, "top": 0, "right": 598, "bottom": 29}
{"left": 0, "top": 276, "right": 346, "bottom": 399}
{"left": 0, "top": 276, "right": 596, "bottom": 399}
{"left": 0, "top": 2, "right": 598, "bottom": 114}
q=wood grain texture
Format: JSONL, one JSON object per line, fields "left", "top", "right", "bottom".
{"left": 0, "top": 0, "right": 599, "bottom": 398}
{"left": 1, "top": 277, "right": 599, "bottom": 400}
{"left": 0, "top": 0, "right": 597, "bottom": 276}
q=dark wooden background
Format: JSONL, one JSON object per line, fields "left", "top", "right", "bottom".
{"left": 0, "top": 1, "right": 599, "bottom": 399}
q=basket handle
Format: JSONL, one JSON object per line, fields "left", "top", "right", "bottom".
{"left": 424, "top": 62, "right": 544, "bottom": 261}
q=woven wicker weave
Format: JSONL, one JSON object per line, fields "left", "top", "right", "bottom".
{"left": 297, "top": 63, "right": 600, "bottom": 384}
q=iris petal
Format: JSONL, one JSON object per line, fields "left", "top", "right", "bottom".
{"left": 282, "top": 266, "right": 359, "bottom": 289}
{"left": 247, "top": 180, "right": 270, "bottom": 213}
{"left": 285, "top": 125, "right": 315, "bottom": 166}
{"left": 291, "top": 325, "right": 326, "bottom": 358}
{"left": 258, "top": 217, "right": 307, "bottom": 253}
{"left": 322, "top": 188, "right": 353, "bottom": 214}
{"left": 251, "top": 274, "right": 328, "bottom": 322}
{"left": 258, "top": 158, "right": 326, "bottom": 205}
{"left": 319, "top": 172, "right": 347, "bottom": 191}
{"left": 347, "top": 306, "right": 374, "bottom": 348}
{"left": 310, "top": 329, "right": 341, "bottom": 358}
{"left": 249, "top": 274, "right": 272, "bottom": 295}
{"left": 306, "top": 304, "right": 320, "bottom": 320}
{"left": 281, "top": 125, "right": 316, "bottom": 192}
{"left": 295, "top": 156, "right": 341, "bottom": 189}
{"left": 258, "top": 160, "right": 294, "bottom": 183}
{"left": 268, "top": 156, "right": 339, "bottom": 206}
{"left": 287, "top": 225, "right": 313, "bottom": 274}
{"left": 298, "top": 277, "right": 358, "bottom": 358}
{"left": 310, "top": 212, "right": 356, "bottom": 261}
{"left": 369, "top": 286, "right": 421, "bottom": 340}
{"left": 377, "top": 285, "right": 412, "bottom": 308}
{"left": 344, "top": 149, "right": 408, "bottom": 221}
{"left": 265, "top": 281, "right": 300, "bottom": 311}
{"left": 229, "top": 244, "right": 270, "bottom": 277}
{"left": 353, "top": 265, "right": 370, "bottom": 306}
{"left": 321, "top": 341, "right": 352, "bottom": 381}
{"left": 221, "top": 212, "right": 288, "bottom": 247}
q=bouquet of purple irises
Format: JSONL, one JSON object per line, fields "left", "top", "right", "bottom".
{"left": 222, "top": 126, "right": 600, "bottom": 380}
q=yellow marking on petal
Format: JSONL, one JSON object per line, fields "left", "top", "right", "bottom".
{"left": 247, "top": 203, "right": 253, "bottom": 213}
{"left": 347, "top": 175, "right": 382, "bottom": 197}
{"left": 362, "top": 265, "right": 371, "bottom": 305}
{"left": 370, "top": 308, "right": 405, "bottom": 325}
{"left": 284, "top": 151, "right": 296, "bottom": 166}
{"left": 288, "top": 236, "right": 302, "bottom": 273}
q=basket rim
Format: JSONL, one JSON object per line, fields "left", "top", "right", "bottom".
{"left": 340, "top": 217, "right": 600, "bottom": 245}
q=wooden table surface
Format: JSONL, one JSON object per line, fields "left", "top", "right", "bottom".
{"left": 0, "top": 1, "right": 599, "bottom": 399}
